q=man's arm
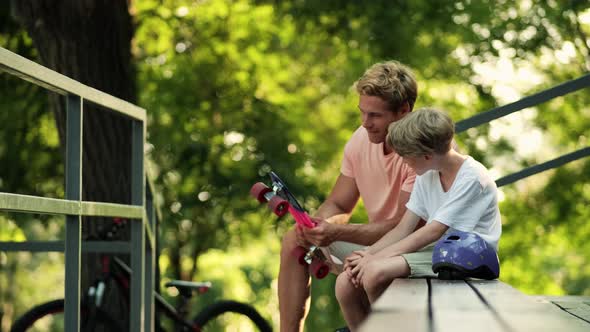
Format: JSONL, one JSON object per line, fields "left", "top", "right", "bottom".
{"left": 295, "top": 173, "right": 358, "bottom": 248}
{"left": 304, "top": 188, "right": 412, "bottom": 247}
{"left": 313, "top": 174, "right": 360, "bottom": 225}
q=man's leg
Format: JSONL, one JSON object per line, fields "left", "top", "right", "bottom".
{"left": 279, "top": 229, "right": 311, "bottom": 332}
{"left": 324, "top": 241, "right": 367, "bottom": 274}
{"left": 335, "top": 272, "right": 371, "bottom": 331}
{"left": 362, "top": 256, "right": 410, "bottom": 303}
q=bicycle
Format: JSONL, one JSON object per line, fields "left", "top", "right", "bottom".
{"left": 10, "top": 219, "right": 273, "bottom": 332}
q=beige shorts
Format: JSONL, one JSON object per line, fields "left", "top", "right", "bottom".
{"left": 401, "top": 244, "right": 437, "bottom": 278}
{"left": 321, "top": 241, "right": 366, "bottom": 274}
{"left": 321, "top": 242, "right": 437, "bottom": 277}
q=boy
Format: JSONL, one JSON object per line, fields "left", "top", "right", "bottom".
{"left": 336, "top": 108, "right": 502, "bottom": 331}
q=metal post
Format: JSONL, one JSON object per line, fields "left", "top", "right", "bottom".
{"left": 130, "top": 119, "right": 146, "bottom": 332}
{"left": 145, "top": 184, "right": 156, "bottom": 332}
{"left": 64, "top": 95, "right": 83, "bottom": 332}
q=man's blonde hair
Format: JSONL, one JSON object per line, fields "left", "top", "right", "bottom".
{"left": 354, "top": 60, "right": 418, "bottom": 112}
{"left": 387, "top": 107, "right": 454, "bottom": 157}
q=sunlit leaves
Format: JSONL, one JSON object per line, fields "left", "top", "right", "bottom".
{"left": 2, "top": 0, "right": 590, "bottom": 330}
{"left": 133, "top": 0, "right": 590, "bottom": 330}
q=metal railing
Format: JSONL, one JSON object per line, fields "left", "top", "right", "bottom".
{"left": 455, "top": 73, "right": 590, "bottom": 187}
{"left": 0, "top": 47, "right": 155, "bottom": 332}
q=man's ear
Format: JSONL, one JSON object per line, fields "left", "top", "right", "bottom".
{"left": 399, "top": 102, "right": 411, "bottom": 116}
{"left": 424, "top": 154, "right": 433, "bottom": 161}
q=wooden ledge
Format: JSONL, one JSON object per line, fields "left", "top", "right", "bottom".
{"left": 360, "top": 279, "right": 590, "bottom": 332}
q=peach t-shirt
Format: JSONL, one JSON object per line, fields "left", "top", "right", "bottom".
{"left": 341, "top": 127, "right": 416, "bottom": 223}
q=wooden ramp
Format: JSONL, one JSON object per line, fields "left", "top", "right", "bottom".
{"left": 360, "top": 279, "right": 590, "bottom": 332}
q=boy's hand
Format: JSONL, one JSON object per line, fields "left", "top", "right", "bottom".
{"left": 350, "top": 251, "right": 375, "bottom": 287}
{"left": 344, "top": 265, "right": 360, "bottom": 288}
{"left": 302, "top": 217, "right": 339, "bottom": 246}
{"left": 344, "top": 250, "right": 364, "bottom": 271}
{"left": 344, "top": 250, "right": 367, "bottom": 288}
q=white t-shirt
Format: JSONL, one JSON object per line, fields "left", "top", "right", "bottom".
{"left": 406, "top": 156, "right": 502, "bottom": 250}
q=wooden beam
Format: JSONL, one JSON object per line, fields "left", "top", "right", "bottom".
{"left": 360, "top": 279, "right": 430, "bottom": 332}
{"left": 469, "top": 280, "right": 590, "bottom": 331}
{"left": 431, "top": 280, "right": 504, "bottom": 332}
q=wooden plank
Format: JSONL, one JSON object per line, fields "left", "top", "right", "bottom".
{"left": 431, "top": 279, "right": 504, "bottom": 332}
{"left": 532, "top": 296, "right": 590, "bottom": 324}
{"left": 372, "top": 278, "right": 429, "bottom": 311}
{"left": 359, "top": 311, "right": 429, "bottom": 332}
{"left": 360, "top": 279, "right": 429, "bottom": 332}
{"left": 469, "top": 280, "right": 590, "bottom": 331}
{"left": 0, "top": 47, "right": 146, "bottom": 121}
{"left": 81, "top": 201, "right": 143, "bottom": 218}
{"left": 361, "top": 279, "right": 590, "bottom": 332}
{"left": 0, "top": 192, "right": 80, "bottom": 215}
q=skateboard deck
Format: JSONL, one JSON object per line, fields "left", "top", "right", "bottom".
{"left": 250, "top": 171, "right": 335, "bottom": 278}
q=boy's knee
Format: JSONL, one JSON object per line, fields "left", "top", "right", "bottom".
{"left": 362, "top": 262, "right": 388, "bottom": 293}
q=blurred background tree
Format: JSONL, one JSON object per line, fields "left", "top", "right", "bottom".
{"left": 1, "top": 0, "right": 589, "bottom": 331}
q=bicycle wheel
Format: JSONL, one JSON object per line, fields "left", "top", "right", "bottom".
{"left": 192, "top": 300, "right": 272, "bottom": 332}
{"left": 10, "top": 299, "right": 123, "bottom": 332}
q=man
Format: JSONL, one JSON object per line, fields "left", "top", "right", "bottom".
{"left": 278, "top": 60, "right": 421, "bottom": 332}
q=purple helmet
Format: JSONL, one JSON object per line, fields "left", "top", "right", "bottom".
{"left": 432, "top": 230, "right": 499, "bottom": 280}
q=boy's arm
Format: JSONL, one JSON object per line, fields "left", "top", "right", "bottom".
{"left": 373, "top": 221, "right": 449, "bottom": 258}
{"left": 366, "top": 209, "right": 421, "bottom": 254}
{"left": 306, "top": 190, "right": 411, "bottom": 246}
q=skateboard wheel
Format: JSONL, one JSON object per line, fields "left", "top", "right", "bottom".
{"left": 269, "top": 196, "right": 289, "bottom": 217}
{"left": 250, "top": 182, "right": 272, "bottom": 203}
{"left": 292, "top": 246, "right": 308, "bottom": 265}
{"left": 310, "top": 259, "right": 330, "bottom": 279}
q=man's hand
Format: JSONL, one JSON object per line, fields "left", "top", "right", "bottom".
{"left": 300, "top": 217, "right": 340, "bottom": 247}
{"left": 295, "top": 225, "right": 313, "bottom": 248}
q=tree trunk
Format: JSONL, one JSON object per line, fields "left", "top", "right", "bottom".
{"left": 13, "top": 0, "right": 136, "bottom": 327}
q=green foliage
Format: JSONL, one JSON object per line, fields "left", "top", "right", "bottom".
{"left": 499, "top": 159, "right": 590, "bottom": 296}
{"left": 1, "top": 0, "right": 590, "bottom": 331}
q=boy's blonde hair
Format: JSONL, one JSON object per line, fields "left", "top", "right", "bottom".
{"left": 387, "top": 107, "right": 454, "bottom": 156}
{"left": 354, "top": 61, "right": 418, "bottom": 112}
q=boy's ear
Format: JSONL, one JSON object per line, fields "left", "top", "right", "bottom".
{"left": 424, "top": 154, "right": 433, "bottom": 161}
